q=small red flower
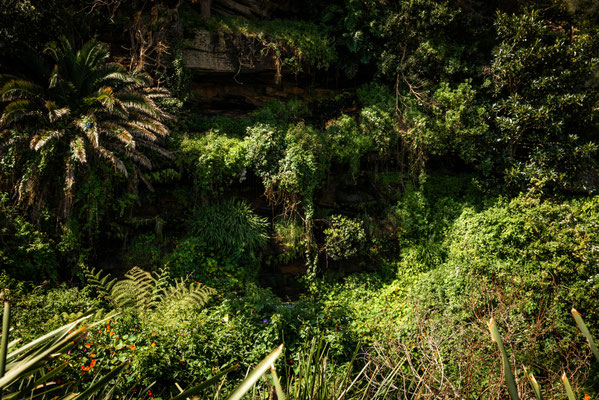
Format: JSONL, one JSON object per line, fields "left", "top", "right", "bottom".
{"left": 253, "top": 309, "right": 257, "bottom": 313}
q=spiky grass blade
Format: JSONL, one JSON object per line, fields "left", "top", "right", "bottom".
{"left": 561, "top": 373, "right": 576, "bottom": 400}
{"left": 523, "top": 367, "right": 542, "bottom": 400}
{"left": 572, "top": 308, "right": 599, "bottom": 362}
{"left": 170, "top": 364, "right": 239, "bottom": 400}
{"left": 74, "top": 362, "right": 128, "bottom": 400}
{"left": 0, "top": 326, "right": 85, "bottom": 389}
{"left": 270, "top": 365, "right": 285, "bottom": 400}
{"left": 489, "top": 318, "right": 519, "bottom": 400}
{"left": 0, "top": 293, "right": 10, "bottom": 381}
{"left": 6, "top": 315, "right": 88, "bottom": 362}
{"left": 227, "top": 345, "right": 283, "bottom": 400}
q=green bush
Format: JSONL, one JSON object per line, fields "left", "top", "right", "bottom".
{"left": 245, "top": 122, "right": 327, "bottom": 211}
{"left": 399, "top": 194, "right": 599, "bottom": 397}
{"left": 326, "top": 114, "right": 371, "bottom": 174}
{"left": 489, "top": 10, "right": 599, "bottom": 192}
{"left": 268, "top": 218, "right": 306, "bottom": 266}
{"left": 0, "top": 194, "right": 60, "bottom": 281}
{"left": 180, "top": 132, "right": 248, "bottom": 194}
{"left": 166, "top": 237, "right": 253, "bottom": 291}
{"left": 0, "top": 273, "right": 99, "bottom": 342}
{"left": 189, "top": 199, "right": 269, "bottom": 255}
{"left": 324, "top": 215, "right": 367, "bottom": 261}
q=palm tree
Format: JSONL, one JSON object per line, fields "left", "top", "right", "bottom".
{"left": 0, "top": 37, "right": 172, "bottom": 216}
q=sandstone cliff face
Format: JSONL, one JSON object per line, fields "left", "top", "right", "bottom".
{"left": 183, "top": 29, "right": 333, "bottom": 114}
{"left": 184, "top": 29, "right": 276, "bottom": 74}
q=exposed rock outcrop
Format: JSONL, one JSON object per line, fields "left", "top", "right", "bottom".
{"left": 184, "top": 29, "right": 276, "bottom": 74}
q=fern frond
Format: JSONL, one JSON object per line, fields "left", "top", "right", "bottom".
{"left": 151, "top": 267, "right": 170, "bottom": 306}
{"left": 162, "top": 279, "right": 215, "bottom": 310}
{"left": 82, "top": 265, "right": 117, "bottom": 302}
{"left": 111, "top": 267, "right": 154, "bottom": 311}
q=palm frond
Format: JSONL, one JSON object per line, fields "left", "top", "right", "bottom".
{"left": 123, "top": 147, "right": 152, "bottom": 169}
{"left": 122, "top": 122, "right": 158, "bottom": 142}
{"left": 65, "top": 159, "right": 75, "bottom": 201}
{"left": 70, "top": 137, "right": 87, "bottom": 163}
{"left": 137, "top": 140, "right": 174, "bottom": 159}
{"left": 104, "top": 124, "right": 135, "bottom": 147}
{"left": 1, "top": 100, "right": 40, "bottom": 126}
{"left": 45, "top": 102, "right": 70, "bottom": 123}
{"left": 79, "top": 39, "right": 109, "bottom": 71}
{"left": 31, "top": 130, "right": 64, "bottom": 151}
{"left": 125, "top": 116, "right": 168, "bottom": 137}
{"left": 88, "top": 63, "right": 127, "bottom": 86}
{"left": 96, "top": 145, "right": 128, "bottom": 176}
{"left": 0, "top": 79, "right": 41, "bottom": 101}
{"left": 136, "top": 168, "right": 154, "bottom": 192}
{"left": 116, "top": 92, "right": 162, "bottom": 119}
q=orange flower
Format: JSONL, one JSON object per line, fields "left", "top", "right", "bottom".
{"left": 90, "top": 353, "right": 96, "bottom": 357}
{"left": 90, "top": 360, "right": 96, "bottom": 368}
{"left": 584, "top": 395, "right": 591, "bottom": 400}
{"left": 130, "top": 345, "right": 136, "bottom": 350}
{"left": 152, "top": 332, "right": 157, "bottom": 336}
{"left": 85, "top": 343, "right": 91, "bottom": 348}
{"left": 151, "top": 342, "right": 156, "bottom": 347}
{"left": 109, "top": 331, "right": 115, "bottom": 335}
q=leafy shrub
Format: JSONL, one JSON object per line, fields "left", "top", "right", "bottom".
{"left": 326, "top": 114, "right": 371, "bottom": 174}
{"left": 324, "top": 215, "right": 367, "bottom": 260}
{"left": 0, "top": 273, "right": 99, "bottom": 342}
{"left": 180, "top": 132, "right": 248, "bottom": 194}
{"left": 356, "top": 84, "right": 398, "bottom": 158}
{"left": 166, "top": 237, "right": 253, "bottom": 291}
{"left": 489, "top": 10, "right": 599, "bottom": 192}
{"left": 0, "top": 193, "right": 60, "bottom": 281}
{"left": 268, "top": 218, "right": 306, "bottom": 265}
{"left": 245, "top": 122, "right": 327, "bottom": 210}
{"left": 406, "top": 79, "right": 489, "bottom": 163}
{"left": 244, "top": 123, "right": 286, "bottom": 185}
{"left": 250, "top": 99, "right": 309, "bottom": 124}
{"left": 399, "top": 194, "right": 599, "bottom": 397}
{"left": 189, "top": 199, "right": 268, "bottom": 255}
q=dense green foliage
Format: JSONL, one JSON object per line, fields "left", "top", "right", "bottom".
{"left": 1, "top": 0, "right": 599, "bottom": 398}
